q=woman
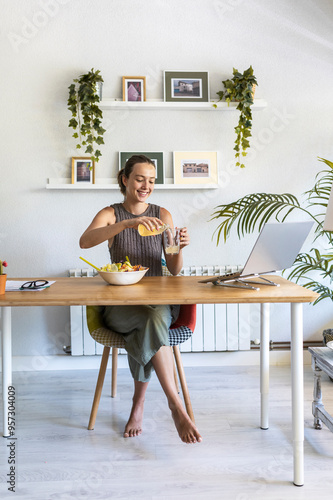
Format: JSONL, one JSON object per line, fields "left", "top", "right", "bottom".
{"left": 80, "top": 155, "right": 202, "bottom": 444}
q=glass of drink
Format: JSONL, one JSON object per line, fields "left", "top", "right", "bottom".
{"left": 163, "top": 228, "right": 180, "bottom": 255}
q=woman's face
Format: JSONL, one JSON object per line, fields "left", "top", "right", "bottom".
{"left": 123, "top": 162, "right": 156, "bottom": 203}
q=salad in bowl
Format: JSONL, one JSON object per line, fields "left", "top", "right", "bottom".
{"left": 80, "top": 256, "right": 149, "bottom": 286}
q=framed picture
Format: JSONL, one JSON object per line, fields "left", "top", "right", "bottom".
{"left": 173, "top": 151, "right": 218, "bottom": 185}
{"left": 122, "top": 76, "right": 146, "bottom": 102}
{"left": 164, "top": 71, "right": 209, "bottom": 102}
{"left": 71, "top": 157, "right": 95, "bottom": 185}
{"left": 119, "top": 152, "right": 164, "bottom": 184}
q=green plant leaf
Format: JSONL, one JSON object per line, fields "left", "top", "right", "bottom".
{"left": 68, "top": 68, "right": 105, "bottom": 163}
{"left": 215, "top": 66, "right": 257, "bottom": 167}
{"left": 211, "top": 193, "right": 302, "bottom": 244}
{"left": 68, "top": 118, "right": 78, "bottom": 129}
{"left": 210, "top": 158, "right": 333, "bottom": 304}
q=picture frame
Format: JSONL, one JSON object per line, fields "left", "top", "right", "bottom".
{"left": 71, "top": 157, "right": 95, "bottom": 185}
{"left": 173, "top": 151, "right": 218, "bottom": 185}
{"left": 119, "top": 152, "right": 164, "bottom": 184}
{"left": 122, "top": 76, "right": 146, "bottom": 102}
{"left": 164, "top": 71, "right": 209, "bottom": 103}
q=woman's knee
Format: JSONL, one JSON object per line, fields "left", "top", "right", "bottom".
{"left": 148, "top": 305, "right": 172, "bottom": 327}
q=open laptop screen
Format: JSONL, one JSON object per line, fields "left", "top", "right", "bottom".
{"left": 241, "top": 221, "right": 313, "bottom": 276}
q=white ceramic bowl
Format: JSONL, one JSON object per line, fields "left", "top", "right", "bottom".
{"left": 98, "top": 268, "right": 149, "bottom": 286}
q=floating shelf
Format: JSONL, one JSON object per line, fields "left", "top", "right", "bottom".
{"left": 99, "top": 99, "right": 267, "bottom": 111}
{"left": 48, "top": 98, "right": 266, "bottom": 191}
{"left": 46, "top": 178, "right": 219, "bottom": 190}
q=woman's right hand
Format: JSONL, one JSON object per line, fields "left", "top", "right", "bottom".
{"left": 126, "top": 216, "right": 165, "bottom": 232}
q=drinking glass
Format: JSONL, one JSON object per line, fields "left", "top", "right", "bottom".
{"left": 163, "top": 228, "right": 180, "bottom": 255}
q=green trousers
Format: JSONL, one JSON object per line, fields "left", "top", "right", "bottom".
{"left": 102, "top": 305, "right": 174, "bottom": 382}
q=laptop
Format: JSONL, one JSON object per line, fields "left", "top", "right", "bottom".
{"left": 199, "top": 221, "right": 313, "bottom": 286}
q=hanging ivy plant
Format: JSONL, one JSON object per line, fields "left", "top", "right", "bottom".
{"left": 215, "top": 66, "right": 258, "bottom": 168}
{"left": 67, "top": 68, "right": 106, "bottom": 162}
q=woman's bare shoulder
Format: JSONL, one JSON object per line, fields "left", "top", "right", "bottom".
{"left": 160, "top": 207, "right": 171, "bottom": 218}
{"left": 160, "top": 207, "right": 173, "bottom": 225}
{"left": 93, "top": 206, "right": 116, "bottom": 225}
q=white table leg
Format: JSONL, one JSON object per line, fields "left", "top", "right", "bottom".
{"left": 260, "top": 303, "right": 270, "bottom": 429}
{"left": 291, "top": 302, "right": 304, "bottom": 487}
{"left": 1, "top": 306, "right": 12, "bottom": 438}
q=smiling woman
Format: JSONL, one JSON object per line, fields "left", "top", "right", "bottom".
{"left": 79, "top": 154, "right": 201, "bottom": 444}
{"left": 118, "top": 154, "right": 156, "bottom": 200}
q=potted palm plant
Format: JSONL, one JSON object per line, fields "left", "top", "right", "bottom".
{"left": 210, "top": 157, "right": 333, "bottom": 304}
{"left": 214, "top": 66, "right": 258, "bottom": 168}
{"left": 67, "top": 68, "right": 106, "bottom": 163}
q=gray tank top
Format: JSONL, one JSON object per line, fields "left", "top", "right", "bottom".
{"left": 109, "top": 203, "right": 162, "bottom": 277}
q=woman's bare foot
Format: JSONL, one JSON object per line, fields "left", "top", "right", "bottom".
{"left": 170, "top": 404, "right": 202, "bottom": 444}
{"left": 124, "top": 399, "right": 145, "bottom": 438}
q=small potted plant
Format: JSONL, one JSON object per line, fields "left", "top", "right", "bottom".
{"left": 0, "top": 259, "right": 8, "bottom": 295}
{"left": 67, "top": 68, "right": 106, "bottom": 163}
{"left": 215, "top": 66, "right": 258, "bottom": 168}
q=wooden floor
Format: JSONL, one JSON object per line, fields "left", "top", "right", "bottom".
{"left": 1, "top": 363, "right": 333, "bottom": 499}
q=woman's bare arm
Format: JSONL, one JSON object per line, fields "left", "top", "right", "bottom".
{"left": 79, "top": 207, "right": 165, "bottom": 249}
{"left": 80, "top": 207, "right": 121, "bottom": 249}
{"left": 160, "top": 207, "right": 190, "bottom": 276}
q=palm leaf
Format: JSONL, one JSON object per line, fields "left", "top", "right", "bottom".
{"left": 288, "top": 253, "right": 330, "bottom": 281}
{"left": 211, "top": 193, "right": 301, "bottom": 244}
{"left": 305, "top": 158, "right": 333, "bottom": 208}
{"left": 298, "top": 281, "right": 333, "bottom": 305}
{"left": 210, "top": 157, "right": 333, "bottom": 303}
{"left": 284, "top": 250, "right": 333, "bottom": 305}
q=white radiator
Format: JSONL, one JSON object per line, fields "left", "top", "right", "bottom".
{"left": 69, "top": 266, "right": 251, "bottom": 356}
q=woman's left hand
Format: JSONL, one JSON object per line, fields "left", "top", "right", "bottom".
{"left": 179, "top": 227, "right": 190, "bottom": 250}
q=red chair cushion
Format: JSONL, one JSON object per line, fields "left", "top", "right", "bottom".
{"left": 170, "top": 304, "right": 196, "bottom": 332}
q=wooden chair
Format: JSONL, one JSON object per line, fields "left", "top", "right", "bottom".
{"left": 86, "top": 304, "right": 196, "bottom": 430}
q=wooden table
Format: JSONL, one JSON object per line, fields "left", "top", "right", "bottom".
{"left": 0, "top": 275, "right": 318, "bottom": 486}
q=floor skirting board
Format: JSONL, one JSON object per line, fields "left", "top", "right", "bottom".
{"left": 1, "top": 350, "right": 313, "bottom": 372}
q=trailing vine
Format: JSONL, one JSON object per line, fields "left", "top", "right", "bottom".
{"left": 215, "top": 66, "right": 258, "bottom": 168}
{"left": 68, "top": 68, "right": 105, "bottom": 162}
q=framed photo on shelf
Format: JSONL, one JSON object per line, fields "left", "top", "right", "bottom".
{"left": 173, "top": 151, "right": 218, "bottom": 185}
{"left": 164, "top": 71, "right": 209, "bottom": 103}
{"left": 71, "top": 157, "right": 95, "bottom": 185}
{"left": 119, "top": 152, "right": 164, "bottom": 184}
{"left": 122, "top": 76, "right": 146, "bottom": 102}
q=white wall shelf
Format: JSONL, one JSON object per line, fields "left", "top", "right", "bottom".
{"left": 46, "top": 178, "right": 219, "bottom": 190}
{"left": 99, "top": 98, "right": 267, "bottom": 111}
{"left": 48, "top": 98, "right": 266, "bottom": 190}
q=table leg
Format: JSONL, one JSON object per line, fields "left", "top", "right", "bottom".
{"left": 260, "top": 303, "right": 270, "bottom": 430}
{"left": 291, "top": 302, "right": 304, "bottom": 487}
{"left": 1, "top": 306, "right": 12, "bottom": 438}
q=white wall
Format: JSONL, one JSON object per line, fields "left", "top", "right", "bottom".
{"left": 1, "top": 0, "right": 333, "bottom": 358}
